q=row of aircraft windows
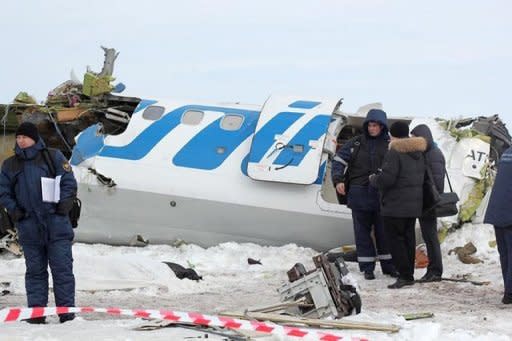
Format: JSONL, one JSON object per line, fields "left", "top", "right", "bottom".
{"left": 142, "top": 106, "right": 244, "bottom": 131}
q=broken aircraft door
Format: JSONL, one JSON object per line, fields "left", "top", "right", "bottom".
{"left": 247, "top": 96, "right": 341, "bottom": 184}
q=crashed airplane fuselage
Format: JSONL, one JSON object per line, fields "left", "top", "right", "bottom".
{"left": 71, "top": 96, "right": 359, "bottom": 251}
{"left": 2, "top": 48, "right": 508, "bottom": 252}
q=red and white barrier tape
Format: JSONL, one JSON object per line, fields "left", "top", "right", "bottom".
{"left": 0, "top": 306, "right": 369, "bottom": 340}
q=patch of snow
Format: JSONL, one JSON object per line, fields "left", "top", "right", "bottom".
{"left": 1, "top": 229, "right": 510, "bottom": 340}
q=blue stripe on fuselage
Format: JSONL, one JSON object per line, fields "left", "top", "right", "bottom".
{"left": 173, "top": 110, "right": 260, "bottom": 170}
{"left": 248, "top": 112, "right": 304, "bottom": 163}
{"left": 314, "top": 161, "right": 326, "bottom": 185}
{"left": 241, "top": 112, "right": 304, "bottom": 175}
{"left": 288, "top": 100, "right": 321, "bottom": 109}
{"left": 272, "top": 115, "right": 330, "bottom": 166}
{"left": 100, "top": 105, "right": 260, "bottom": 161}
{"left": 70, "top": 124, "right": 105, "bottom": 165}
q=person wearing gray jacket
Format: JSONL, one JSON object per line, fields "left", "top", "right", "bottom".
{"left": 411, "top": 124, "right": 445, "bottom": 282}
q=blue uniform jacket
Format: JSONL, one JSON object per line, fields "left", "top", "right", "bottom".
{"left": 484, "top": 147, "right": 512, "bottom": 228}
{"left": 0, "top": 139, "right": 77, "bottom": 245}
{"left": 331, "top": 109, "right": 389, "bottom": 211}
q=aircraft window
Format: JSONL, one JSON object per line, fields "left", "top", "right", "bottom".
{"left": 181, "top": 110, "right": 204, "bottom": 125}
{"left": 142, "top": 106, "right": 165, "bottom": 120}
{"left": 220, "top": 114, "right": 244, "bottom": 131}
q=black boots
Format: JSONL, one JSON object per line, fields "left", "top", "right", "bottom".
{"left": 383, "top": 270, "right": 400, "bottom": 278}
{"left": 502, "top": 293, "right": 512, "bottom": 304}
{"left": 364, "top": 272, "right": 376, "bottom": 280}
{"left": 24, "top": 314, "right": 75, "bottom": 324}
{"left": 25, "top": 317, "right": 46, "bottom": 324}
{"left": 418, "top": 272, "right": 442, "bottom": 283}
{"left": 388, "top": 278, "right": 414, "bottom": 289}
{"left": 59, "top": 313, "right": 76, "bottom": 323}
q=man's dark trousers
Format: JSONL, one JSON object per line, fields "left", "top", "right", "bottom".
{"left": 23, "top": 239, "right": 75, "bottom": 308}
{"left": 419, "top": 215, "right": 443, "bottom": 277}
{"left": 382, "top": 216, "right": 416, "bottom": 281}
{"left": 495, "top": 225, "right": 512, "bottom": 295}
{"left": 352, "top": 209, "right": 395, "bottom": 274}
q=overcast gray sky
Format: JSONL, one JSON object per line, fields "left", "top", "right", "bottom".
{"left": 1, "top": 0, "right": 511, "bottom": 127}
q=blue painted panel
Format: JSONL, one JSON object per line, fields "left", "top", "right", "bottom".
{"left": 70, "top": 124, "right": 105, "bottom": 165}
{"left": 288, "top": 100, "right": 321, "bottom": 109}
{"left": 248, "top": 112, "right": 304, "bottom": 163}
{"left": 134, "top": 99, "right": 158, "bottom": 113}
{"left": 173, "top": 110, "right": 260, "bottom": 170}
{"left": 241, "top": 154, "right": 250, "bottom": 176}
{"left": 273, "top": 115, "right": 331, "bottom": 166}
{"left": 100, "top": 107, "right": 183, "bottom": 160}
{"left": 100, "top": 105, "right": 259, "bottom": 161}
{"left": 314, "top": 161, "right": 326, "bottom": 185}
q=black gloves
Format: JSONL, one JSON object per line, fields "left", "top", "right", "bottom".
{"left": 56, "top": 198, "right": 74, "bottom": 216}
{"left": 11, "top": 208, "right": 26, "bottom": 222}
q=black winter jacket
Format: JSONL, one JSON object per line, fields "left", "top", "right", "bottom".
{"left": 411, "top": 124, "right": 446, "bottom": 192}
{"left": 370, "top": 137, "right": 428, "bottom": 218}
{"left": 331, "top": 109, "right": 389, "bottom": 211}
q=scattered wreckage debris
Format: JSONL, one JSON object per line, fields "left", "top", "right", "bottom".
{"left": 326, "top": 245, "right": 357, "bottom": 263}
{"left": 220, "top": 254, "right": 400, "bottom": 333}
{"left": 0, "top": 229, "right": 21, "bottom": 257}
{"left": 247, "top": 257, "right": 262, "bottom": 265}
{"left": 458, "top": 162, "right": 494, "bottom": 223}
{"left": 400, "top": 312, "right": 434, "bottom": 321}
{"left": 279, "top": 254, "right": 361, "bottom": 319}
{"left": 448, "top": 242, "right": 483, "bottom": 264}
{"left": 247, "top": 297, "right": 314, "bottom": 314}
{"left": 438, "top": 114, "right": 511, "bottom": 162}
{"left": 134, "top": 321, "right": 250, "bottom": 340}
{"left": 440, "top": 277, "right": 490, "bottom": 286}
{"left": 87, "top": 167, "right": 117, "bottom": 188}
{"left": 162, "top": 261, "right": 203, "bottom": 281}
{"left": 1, "top": 282, "right": 10, "bottom": 296}
{"left": 128, "top": 234, "right": 149, "bottom": 247}
{"left": 1, "top": 46, "right": 141, "bottom": 159}
{"left": 221, "top": 311, "right": 400, "bottom": 333}
{"left": 0, "top": 209, "right": 22, "bottom": 257}
{"left": 437, "top": 115, "right": 510, "bottom": 225}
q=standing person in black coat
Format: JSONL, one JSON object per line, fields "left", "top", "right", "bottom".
{"left": 370, "top": 121, "right": 427, "bottom": 289}
{"left": 411, "top": 124, "right": 445, "bottom": 282}
{"left": 484, "top": 146, "right": 512, "bottom": 304}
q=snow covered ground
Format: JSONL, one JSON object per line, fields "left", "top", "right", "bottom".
{"left": 1, "top": 222, "right": 510, "bottom": 340}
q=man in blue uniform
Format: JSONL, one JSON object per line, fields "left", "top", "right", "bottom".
{"left": 484, "top": 146, "right": 512, "bottom": 304}
{"left": 0, "top": 122, "right": 77, "bottom": 323}
{"left": 332, "top": 109, "right": 397, "bottom": 280}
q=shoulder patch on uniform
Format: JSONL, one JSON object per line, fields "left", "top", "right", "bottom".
{"left": 63, "top": 161, "right": 72, "bottom": 172}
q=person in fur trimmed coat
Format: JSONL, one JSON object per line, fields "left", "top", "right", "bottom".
{"left": 370, "top": 121, "right": 427, "bottom": 289}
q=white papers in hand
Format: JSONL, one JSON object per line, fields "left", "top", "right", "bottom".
{"left": 41, "top": 175, "right": 61, "bottom": 203}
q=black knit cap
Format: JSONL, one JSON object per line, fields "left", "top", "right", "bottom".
{"left": 389, "top": 121, "right": 410, "bottom": 138}
{"left": 16, "top": 122, "right": 40, "bottom": 142}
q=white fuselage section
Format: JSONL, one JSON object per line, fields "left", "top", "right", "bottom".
{"left": 71, "top": 96, "right": 353, "bottom": 251}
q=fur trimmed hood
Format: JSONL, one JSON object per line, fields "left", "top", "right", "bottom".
{"left": 389, "top": 136, "right": 427, "bottom": 154}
